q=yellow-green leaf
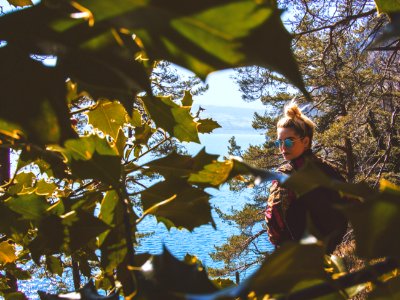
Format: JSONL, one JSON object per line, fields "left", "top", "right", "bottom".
{"left": 188, "top": 160, "right": 233, "bottom": 186}
{"left": 6, "top": 0, "right": 33, "bottom": 7}
{"left": 87, "top": 100, "right": 130, "bottom": 140}
{"left": 374, "top": 0, "right": 400, "bottom": 14}
{"left": 141, "top": 95, "right": 200, "bottom": 143}
{"left": 0, "top": 241, "right": 17, "bottom": 264}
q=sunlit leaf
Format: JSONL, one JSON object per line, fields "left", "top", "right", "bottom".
{"left": 131, "top": 109, "right": 143, "bottom": 127}
{"left": 35, "top": 179, "right": 57, "bottom": 196}
{"left": 5, "top": 194, "right": 49, "bottom": 220}
{"left": 6, "top": 0, "right": 33, "bottom": 7}
{"left": 0, "top": 241, "right": 17, "bottom": 264}
{"left": 7, "top": 172, "right": 36, "bottom": 195}
{"left": 64, "top": 136, "right": 121, "bottom": 186}
{"left": 342, "top": 191, "right": 400, "bottom": 260}
{"left": 188, "top": 160, "right": 233, "bottom": 186}
{"left": 87, "top": 100, "right": 130, "bottom": 140}
{"left": 374, "top": 0, "right": 400, "bottom": 14}
{"left": 141, "top": 95, "right": 200, "bottom": 143}
{"left": 99, "top": 190, "right": 136, "bottom": 273}
{"left": 114, "top": 128, "right": 127, "bottom": 157}
{"left": 248, "top": 243, "right": 326, "bottom": 295}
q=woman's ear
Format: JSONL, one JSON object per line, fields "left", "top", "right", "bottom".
{"left": 302, "top": 136, "right": 311, "bottom": 149}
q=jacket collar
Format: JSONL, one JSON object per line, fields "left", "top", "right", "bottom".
{"left": 290, "top": 149, "right": 313, "bottom": 170}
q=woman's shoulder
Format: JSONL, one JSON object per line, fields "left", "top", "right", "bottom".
{"left": 276, "top": 162, "right": 293, "bottom": 174}
{"left": 311, "top": 155, "right": 345, "bottom": 181}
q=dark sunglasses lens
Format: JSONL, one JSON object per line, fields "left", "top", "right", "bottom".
{"left": 274, "top": 140, "right": 281, "bottom": 147}
{"left": 284, "top": 139, "right": 294, "bottom": 148}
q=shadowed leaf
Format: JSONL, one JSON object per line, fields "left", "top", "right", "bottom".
{"left": 197, "top": 118, "right": 221, "bottom": 134}
{"left": 141, "top": 179, "right": 213, "bottom": 230}
{"left": 140, "top": 247, "right": 218, "bottom": 296}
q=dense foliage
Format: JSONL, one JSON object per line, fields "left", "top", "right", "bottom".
{"left": 0, "top": 0, "right": 399, "bottom": 299}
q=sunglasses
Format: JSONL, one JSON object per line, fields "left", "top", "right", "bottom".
{"left": 274, "top": 137, "right": 303, "bottom": 148}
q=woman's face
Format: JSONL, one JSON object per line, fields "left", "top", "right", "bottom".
{"left": 277, "top": 127, "right": 310, "bottom": 161}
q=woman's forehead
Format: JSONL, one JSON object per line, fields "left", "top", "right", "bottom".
{"left": 277, "top": 127, "right": 298, "bottom": 137}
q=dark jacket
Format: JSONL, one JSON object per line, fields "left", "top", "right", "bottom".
{"left": 265, "top": 149, "right": 348, "bottom": 253}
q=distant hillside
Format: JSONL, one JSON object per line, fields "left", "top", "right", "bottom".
{"left": 194, "top": 105, "right": 264, "bottom": 135}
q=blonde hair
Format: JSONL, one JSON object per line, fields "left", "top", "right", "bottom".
{"left": 277, "top": 101, "right": 316, "bottom": 144}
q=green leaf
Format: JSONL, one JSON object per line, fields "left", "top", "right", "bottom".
{"left": 0, "top": 241, "right": 17, "bottom": 264}
{"left": 283, "top": 159, "right": 373, "bottom": 199}
{"left": 87, "top": 100, "right": 130, "bottom": 140}
{"left": 4, "top": 292, "right": 28, "bottom": 300}
{"left": 134, "top": 123, "right": 156, "bottom": 145}
{"left": 188, "top": 160, "right": 234, "bottom": 186}
{"left": 249, "top": 243, "right": 327, "bottom": 296}
{"left": 6, "top": 0, "right": 33, "bottom": 7}
{"left": 145, "top": 148, "right": 219, "bottom": 179}
{"left": 0, "top": 118, "right": 25, "bottom": 140}
{"left": 0, "top": 46, "right": 76, "bottom": 145}
{"left": 64, "top": 135, "right": 119, "bottom": 160}
{"left": 111, "top": 0, "right": 306, "bottom": 94}
{"left": 99, "top": 190, "right": 134, "bottom": 273}
{"left": 342, "top": 191, "right": 400, "bottom": 260}
{"left": 141, "top": 179, "right": 213, "bottom": 230}
{"left": 131, "top": 109, "right": 143, "bottom": 127}
{"left": 141, "top": 95, "right": 200, "bottom": 143}
{"left": 181, "top": 90, "right": 194, "bottom": 107}
{"left": 114, "top": 129, "right": 127, "bottom": 157}
{"left": 140, "top": 247, "right": 218, "bottom": 296}
{"left": 46, "top": 255, "right": 63, "bottom": 276}
{"left": 5, "top": 194, "right": 49, "bottom": 220}
{"left": 197, "top": 118, "right": 221, "bottom": 134}
{"left": 7, "top": 172, "right": 36, "bottom": 195}
{"left": 369, "top": 276, "right": 400, "bottom": 299}
{"left": 35, "top": 179, "right": 57, "bottom": 196}
{"left": 374, "top": 0, "right": 400, "bottom": 14}
{"left": 64, "top": 135, "right": 121, "bottom": 186}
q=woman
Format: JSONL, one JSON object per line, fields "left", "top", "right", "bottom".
{"left": 265, "top": 102, "right": 348, "bottom": 253}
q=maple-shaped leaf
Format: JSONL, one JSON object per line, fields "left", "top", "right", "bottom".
{"left": 63, "top": 135, "right": 121, "bottom": 186}
{"left": 141, "top": 95, "right": 200, "bottom": 143}
{"left": 141, "top": 179, "right": 213, "bottom": 230}
{"left": 145, "top": 148, "right": 219, "bottom": 179}
{"left": 138, "top": 247, "right": 218, "bottom": 298}
{"left": 197, "top": 118, "right": 221, "bottom": 134}
{"left": 6, "top": 0, "right": 33, "bottom": 7}
{"left": 374, "top": 0, "right": 400, "bottom": 14}
{"left": 87, "top": 100, "right": 130, "bottom": 140}
{"left": 0, "top": 241, "right": 17, "bottom": 264}
{"left": 5, "top": 194, "right": 50, "bottom": 220}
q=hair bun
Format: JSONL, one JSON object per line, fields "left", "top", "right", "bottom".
{"left": 284, "top": 102, "right": 302, "bottom": 119}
